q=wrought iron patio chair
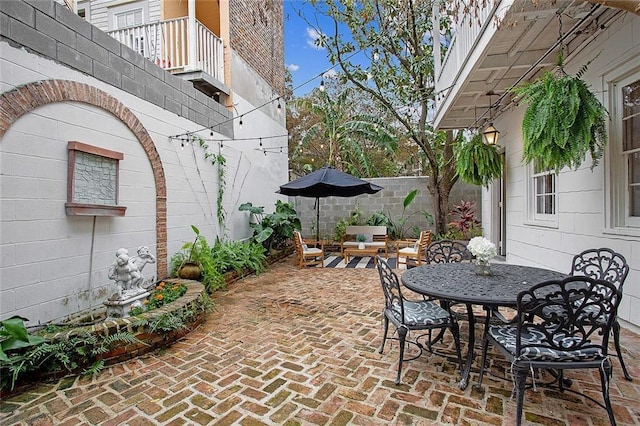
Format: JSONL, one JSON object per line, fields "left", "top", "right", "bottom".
{"left": 292, "top": 230, "right": 324, "bottom": 268}
{"left": 425, "top": 239, "right": 473, "bottom": 264}
{"left": 376, "top": 256, "right": 463, "bottom": 384}
{"left": 477, "top": 276, "right": 622, "bottom": 426}
{"left": 396, "top": 230, "right": 432, "bottom": 270}
{"left": 569, "top": 248, "right": 631, "bottom": 380}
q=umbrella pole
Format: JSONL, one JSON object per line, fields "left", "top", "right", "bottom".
{"left": 316, "top": 197, "right": 320, "bottom": 242}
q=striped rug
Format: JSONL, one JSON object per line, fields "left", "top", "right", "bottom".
{"left": 319, "top": 255, "right": 402, "bottom": 269}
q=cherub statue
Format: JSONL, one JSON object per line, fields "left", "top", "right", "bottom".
{"left": 108, "top": 248, "right": 143, "bottom": 299}
{"left": 132, "top": 246, "right": 156, "bottom": 289}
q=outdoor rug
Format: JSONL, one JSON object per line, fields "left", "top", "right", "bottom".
{"left": 319, "top": 255, "right": 402, "bottom": 269}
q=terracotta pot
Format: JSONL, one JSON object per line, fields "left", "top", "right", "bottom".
{"left": 178, "top": 261, "right": 202, "bottom": 280}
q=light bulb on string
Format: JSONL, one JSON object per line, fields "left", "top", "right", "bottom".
{"left": 319, "top": 79, "right": 325, "bottom": 92}
{"left": 259, "top": 138, "right": 263, "bottom": 148}
{"left": 276, "top": 99, "right": 282, "bottom": 114}
{"left": 239, "top": 116, "right": 243, "bottom": 129}
{"left": 181, "top": 140, "right": 185, "bottom": 150}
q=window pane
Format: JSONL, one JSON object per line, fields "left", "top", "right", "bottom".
{"left": 629, "top": 153, "right": 640, "bottom": 184}
{"left": 622, "top": 80, "right": 640, "bottom": 118}
{"left": 544, "top": 174, "right": 554, "bottom": 193}
{"left": 630, "top": 185, "right": 640, "bottom": 217}
{"left": 622, "top": 80, "right": 640, "bottom": 152}
{"left": 546, "top": 194, "right": 554, "bottom": 214}
{"left": 536, "top": 195, "right": 543, "bottom": 214}
{"left": 622, "top": 114, "right": 640, "bottom": 152}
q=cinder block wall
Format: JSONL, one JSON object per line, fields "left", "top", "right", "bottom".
{"left": 292, "top": 176, "right": 482, "bottom": 240}
{"left": 0, "top": 0, "right": 233, "bottom": 135}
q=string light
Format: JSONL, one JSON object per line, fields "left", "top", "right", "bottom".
{"left": 276, "top": 99, "right": 282, "bottom": 114}
{"left": 168, "top": 49, "right": 365, "bottom": 140}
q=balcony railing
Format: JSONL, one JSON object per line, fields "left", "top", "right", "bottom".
{"left": 436, "top": 1, "right": 495, "bottom": 92}
{"left": 107, "top": 17, "right": 224, "bottom": 81}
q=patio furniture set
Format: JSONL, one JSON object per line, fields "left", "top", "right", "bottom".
{"left": 292, "top": 227, "right": 434, "bottom": 269}
{"left": 376, "top": 244, "right": 631, "bottom": 426}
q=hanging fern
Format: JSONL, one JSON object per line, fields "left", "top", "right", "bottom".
{"left": 512, "top": 70, "right": 607, "bottom": 172}
{"left": 456, "top": 133, "right": 503, "bottom": 187}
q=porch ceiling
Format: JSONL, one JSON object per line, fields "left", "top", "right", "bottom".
{"left": 437, "top": 0, "right": 623, "bottom": 130}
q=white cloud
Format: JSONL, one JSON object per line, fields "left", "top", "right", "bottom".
{"left": 323, "top": 69, "right": 338, "bottom": 79}
{"left": 287, "top": 63, "right": 300, "bottom": 72}
{"left": 306, "top": 27, "right": 324, "bottom": 50}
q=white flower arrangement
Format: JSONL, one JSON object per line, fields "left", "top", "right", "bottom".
{"left": 467, "top": 236, "right": 497, "bottom": 264}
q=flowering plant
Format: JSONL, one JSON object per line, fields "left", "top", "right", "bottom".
{"left": 130, "top": 281, "right": 187, "bottom": 314}
{"left": 466, "top": 236, "right": 497, "bottom": 264}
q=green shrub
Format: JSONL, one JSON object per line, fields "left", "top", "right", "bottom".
{"left": 170, "top": 229, "right": 267, "bottom": 294}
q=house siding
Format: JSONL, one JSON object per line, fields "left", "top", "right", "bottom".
{"left": 489, "top": 14, "right": 640, "bottom": 330}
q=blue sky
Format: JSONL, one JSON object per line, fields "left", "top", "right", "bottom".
{"left": 284, "top": 1, "right": 335, "bottom": 96}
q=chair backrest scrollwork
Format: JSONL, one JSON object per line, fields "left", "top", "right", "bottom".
{"left": 426, "top": 240, "right": 472, "bottom": 264}
{"left": 570, "top": 248, "right": 629, "bottom": 292}
{"left": 376, "top": 256, "right": 405, "bottom": 322}
{"left": 515, "top": 276, "right": 622, "bottom": 358}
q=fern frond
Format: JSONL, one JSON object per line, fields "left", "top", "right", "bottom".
{"left": 512, "top": 69, "right": 607, "bottom": 172}
{"left": 82, "top": 359, "right": 105, "bottom": 376}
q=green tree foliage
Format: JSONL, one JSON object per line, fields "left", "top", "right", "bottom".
{"left": 289, "top": 85, "right": 397, "bottom": 177}
{"left": 302, "top": 0, "right": 461, "bottom": 234}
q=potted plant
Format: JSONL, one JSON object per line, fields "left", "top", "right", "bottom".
{"left": 176, "top": 225, "right": 203, "bottom": 280}
{"left": 512, "top": 55, "right": 607, "bottom": 172}
{"left": 456, "top": 133, "right": 503, "bottom": 187}
{"left": 356, "top": 234, "right": 366, "bottom": 249}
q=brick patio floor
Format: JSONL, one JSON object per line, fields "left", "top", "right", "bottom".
{"left": 1, "top": 258, "right": 639, "bottom": 425}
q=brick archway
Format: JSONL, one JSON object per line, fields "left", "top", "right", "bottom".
{"left": 0, "top": 80, "right": 167, "bottom": 275}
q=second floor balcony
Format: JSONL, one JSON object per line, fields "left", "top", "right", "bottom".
{"left": 432, "top": 0, "right": 621, "bottom": 131}
{"left": 107, "top": 17, "right": 224, "bottom": 84}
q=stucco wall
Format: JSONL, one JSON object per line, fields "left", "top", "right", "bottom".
{"left": 291, "top": 176, "right": 482, "bottom": 240}
{"left": 487, "top": 15, "right": 640, "bottom": 330}
{"left": 0, "top": 1, "right": 287, "bottom": 326}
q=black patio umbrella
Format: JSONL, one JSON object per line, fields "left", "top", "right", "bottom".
{"left": 278, "top": 166, "right": 383, "bottom": 241}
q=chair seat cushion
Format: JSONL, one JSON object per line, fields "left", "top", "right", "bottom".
{"left": 398, "top": 247, "right": 418, "bottom": 255}
{"left": 388, "top": 300, "right": 451, "bottom": 326}
{"left": 303, "top": 248, "right": 322, "bottom": 255}
{"left": 343, "top": 241, "right": 385, "bottom": 248}
{"left": 488, "top": 325, "right": 604, "bottom": 361}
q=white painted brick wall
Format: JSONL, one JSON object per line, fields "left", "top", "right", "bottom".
{"left": 1, "top": 43, "right": 287, "bottom": 326}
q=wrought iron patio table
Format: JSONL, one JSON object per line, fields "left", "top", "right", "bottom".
{"left": 401, "top": 262, "right": 566, "bottom": 389}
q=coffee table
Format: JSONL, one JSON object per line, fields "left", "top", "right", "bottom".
{"left": 343, "top": 247, "right": 380, "bottom": 265}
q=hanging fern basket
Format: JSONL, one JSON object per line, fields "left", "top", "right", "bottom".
{"left": 512, "top": 70, "right": 608, "bottom": 172}
{"left": 456, "top": 133, "right": 503, "bottom": 187}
